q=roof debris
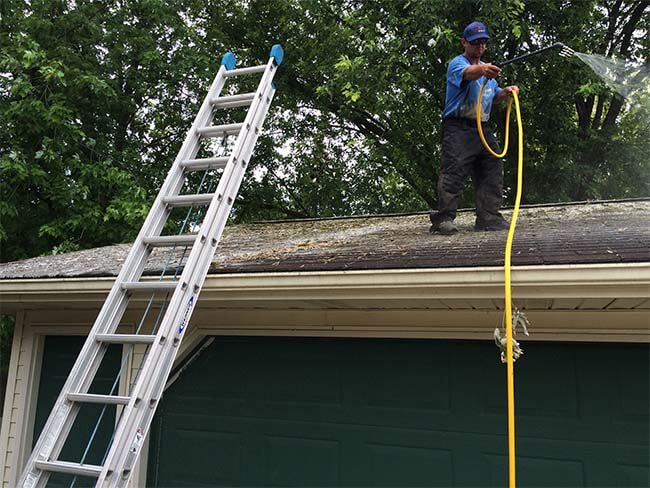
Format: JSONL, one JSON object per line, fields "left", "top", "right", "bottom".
{"left": 1, "top": 200, "right": 648, "bottom": 279}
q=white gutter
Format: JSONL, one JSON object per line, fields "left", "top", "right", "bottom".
{"left": 1, "top": 263, "right": 649, "bottom": 308}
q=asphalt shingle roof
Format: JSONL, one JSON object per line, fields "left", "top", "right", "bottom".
{"left": 1, "top": 200, "right": 648, "bottom": 279}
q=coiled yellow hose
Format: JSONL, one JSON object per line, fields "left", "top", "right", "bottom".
{"left": 477, "top": 82, "right": 523, "bottom": 488}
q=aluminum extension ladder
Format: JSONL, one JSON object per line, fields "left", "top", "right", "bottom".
{"left": 19, "top": 44, "right": 284, "bottom": 488}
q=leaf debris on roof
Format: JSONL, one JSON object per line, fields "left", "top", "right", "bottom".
{"left": 1, "top": 200, "right": 648, "bottom": 279}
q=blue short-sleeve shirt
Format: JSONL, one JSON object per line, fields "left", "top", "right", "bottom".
{"left": 442, "top": 55, "right": 501, "bottom": 121}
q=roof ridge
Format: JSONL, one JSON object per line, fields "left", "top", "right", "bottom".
{"left": 251, "top": 197, "right": 650, "bottom": 225}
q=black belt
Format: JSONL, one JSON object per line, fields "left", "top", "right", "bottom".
{"left": 443, "top": 117, "right": 489, "bottom": 126}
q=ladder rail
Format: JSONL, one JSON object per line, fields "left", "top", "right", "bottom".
{"left": 98, "top": 57, "right": 280, "bottom": 487}
{"left": 18, "top": 63, "right": 231, "bottom": 488}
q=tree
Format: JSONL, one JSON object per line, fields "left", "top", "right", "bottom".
{"left": 0, "top": 0, "right": 216, "bottom": 261}
{"left": 198, "top": 0, "right": 649, "bottom": 215}
{"left": 523, "top": 0, "right": 649, "bottom": 200}
{"left": 1, "top": 0, "right": 648, "bottom": 263}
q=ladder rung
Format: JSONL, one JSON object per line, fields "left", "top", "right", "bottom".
{"left": 163, "top": 193, "right": 215, "bottom": 207}
{"left": 67, "top": 393, "right": 131, "bottom": 405}
{"left": 223, "top": 65, "right": 267, "bottom": 77}
{"left": 214, "top": 102, "right": 253, "bottom": 110}
{"left": 96, "top": 334, "right": 156, "bottom": 344}
{"left": 180, "top": 156, "right": 229, "bottom": 171}
{"left": 211, "top": 92, "right": 256, "bottom": 108}
{"left": 143, "top": 235, "right": 197, "bottom": 247}
{"left": 197, "top": 123, "right": 244, "bottom": 138}
{"left": 121, "top": 281, "right": 178, "bottom": 292}
{"left": 35, "top": 460, "right": 103, "bottom": 478}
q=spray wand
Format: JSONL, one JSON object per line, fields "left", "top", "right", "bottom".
{"left": 498, "top": 42, "right": 575, "bottom": 67}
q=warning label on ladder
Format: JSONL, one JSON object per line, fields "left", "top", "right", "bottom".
{"left": 178, "top": 295, "right": 195, "bottom": 334}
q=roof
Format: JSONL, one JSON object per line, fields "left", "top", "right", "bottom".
{"left": 1, "top": 200, "right": 649, "bottom": 280}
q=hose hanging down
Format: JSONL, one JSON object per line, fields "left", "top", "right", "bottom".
{"left": 477, "top": 81, "right": 524, "bottom": 488}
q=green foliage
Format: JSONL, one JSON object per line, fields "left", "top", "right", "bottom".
{"left": 0, "top": 0, "right": 213, "bottom": 261}
{"left": 0, "top": 0, "right": 648, "bottom": 263}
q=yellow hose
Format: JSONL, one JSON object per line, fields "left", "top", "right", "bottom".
{"left": 477, "top": 82, "right": 523, "bottom": 488}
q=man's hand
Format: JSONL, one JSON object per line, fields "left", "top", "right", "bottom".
{"left": 463, "top": 63, "right": 502, "bottom": 81}
{"left": 482, "top": 63, "right": 501, "bottom": 79}
{"left": 494, "top": 85, "right": 520, "bottom": 103}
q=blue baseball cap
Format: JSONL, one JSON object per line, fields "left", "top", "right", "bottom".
{"left": 463, "top": 21, "right": 489, "bottom": 42}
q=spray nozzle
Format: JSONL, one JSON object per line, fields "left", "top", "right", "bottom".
{"left": 555, "top": 43, "right": 575, "bottom": 58}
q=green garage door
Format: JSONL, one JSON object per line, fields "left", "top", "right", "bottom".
{"left": 147, "top": 338, "right": 648, "bottom": 487}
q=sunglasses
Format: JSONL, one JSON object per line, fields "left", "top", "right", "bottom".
{"left": 469, "top": 39, "right": 488, "bottom": 46}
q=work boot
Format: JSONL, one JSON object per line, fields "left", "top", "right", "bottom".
{"left": 430, "top": 219, "right": 458, "bottom": 235}
{"left": 474, "top": 217, "right": 510, "bottom": 231}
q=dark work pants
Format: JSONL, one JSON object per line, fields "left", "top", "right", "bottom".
{"left": 431, "top": 117, "right": 504, "bottom": 225}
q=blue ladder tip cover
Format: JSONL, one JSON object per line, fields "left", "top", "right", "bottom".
{"left": 270, "top": 44, "right": 284, "bottom": 65}
{"left": 221, "top": 52, "right": 237, "bottom": 70}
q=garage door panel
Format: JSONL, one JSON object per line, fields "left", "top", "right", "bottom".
{"left": 617, "top": 463, "right": 650, "bottom": 487}
{"left": 360, "top": 428, "right": 494, "bottom": 486}
{"left": 256, "top": 421, "right": 461, "bottom": 486}
{"left": 165, "top": 393, "right": 246, "bottom": 419}
{"left": 610, "top": 442, "right": 650, "bottom": 471}
{"left": 480, "top": 439, "right": 644, "bottom": 487}
{"left": 516, "top": 414, "right": 648, "bottom": 447}
{"left": 512, "top": 351, "right": 580, "bottom": 419}
{"left": 148, "top": 338, "right": 649, "bottom": 487}
{"left": 483, "top": 451, "right": 585, "bottom": 487}
{"left": 585, "top": 344, "right": 650, "bottom": 419}
{"left": 170, "top": 345, "right": 249, "bottom": 405}
{"left": 496, "top": 342, "right": 648, "bottom": 446}
{"left": 522, "top": 437, "right": 649, "bottom": 487}
{"left": 254, "top": 418, "right": 344, "bottom": 486}
{"left": 264, "top": 435, "right": 340, "bottom": 486}
{"left": 365, "top": 443, "right": 453, "bottom": 486}
{"left": 483, "top": 344, "right": 582, "bottom": 420}
{"left": 342, "top": 339, "right": 452, "bottom": 412}
{"left": 248, "top": 342, "right": 341, "bottom": 405}
{"left": 615, "top": 350, "right": 649, "bottom": 419}
{"left": 152, "top": 415, "right": 243, "bottom": 486}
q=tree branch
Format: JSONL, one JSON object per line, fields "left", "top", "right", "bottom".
{"left": 592, "top": 95, "right": 605, "bottom": 130}
{"left": 602, "top": 0, "right": 623, "bottom": 55}
{"left": 616, "top": 0, "right": 648, "bottom": 56}
{"left": 602, "top": 0, "right": 647, "bottom": 130}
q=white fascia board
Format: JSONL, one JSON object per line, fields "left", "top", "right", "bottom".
{"left": 0, "top": 263, "right": 649, "bottom": 309}
{"left": 202, "top": 263, "right": 650, "bottom": 296}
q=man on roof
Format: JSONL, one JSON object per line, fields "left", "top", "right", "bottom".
{"left": 429, "top": 21, "right": 519, "bottom": 235}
